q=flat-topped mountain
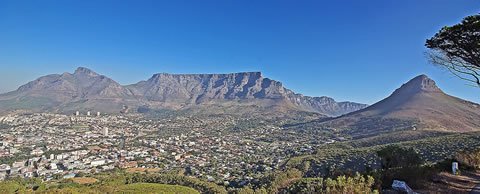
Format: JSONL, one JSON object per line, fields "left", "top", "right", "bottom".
{"left": 298, "top": 74, "right": 480, "bottom": 136}
{"left": 0, "top": 67, "right": 367, "bottom": 116}
{"left": 126, "top": 72, "right": 283, "bottom": 102}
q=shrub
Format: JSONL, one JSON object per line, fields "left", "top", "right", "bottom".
{"left": 455, "top": 148, "right": 480, "bottom": 169}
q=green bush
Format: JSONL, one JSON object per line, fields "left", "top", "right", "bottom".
{"left": 377, "top": 145, "right": 422, "bottom": 170}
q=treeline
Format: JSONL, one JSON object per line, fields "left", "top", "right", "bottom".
{"left": 234, "top": 170, "right": 377, "bottom": 194}
{"left": 282, "top": 173, "right": 376, "bottom": 194}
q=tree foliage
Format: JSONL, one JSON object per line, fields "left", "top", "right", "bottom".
{"left": 377, "top": 145, "right": 422, "bottom": 170}
{"left": 376, "top": 145, "right": 428, "bottom": 189}
{"left": 284, "top": 173, "right": 377, "bottom": 194}
{"left": 426, "top": 14, "right": 480, "bottom": 86}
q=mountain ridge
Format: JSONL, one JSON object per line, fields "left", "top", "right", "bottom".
{"left": 0, "top": 67, "right": 367, "bottom": 116}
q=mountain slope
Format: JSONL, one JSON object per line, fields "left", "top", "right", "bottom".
{"left": 294, "top": 75, "right": 480, "bottom": 136}
{"left": 0, "top": 67, "right": 135, "bottom": 112}
{"left": 0, "top": 67, "right": 366, "bottom": 116}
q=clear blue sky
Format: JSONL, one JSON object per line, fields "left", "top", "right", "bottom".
{"left": 0, "top": 0, "right": 479, "bottom": 104}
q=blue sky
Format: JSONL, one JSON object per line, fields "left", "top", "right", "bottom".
{"left": 0, "top": 0, "right": 479, "bottom": 104}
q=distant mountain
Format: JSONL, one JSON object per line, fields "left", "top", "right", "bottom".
{"left": 0, "top": 67, "right": 366, "bottom": 116}
{"left": 0, "top": 67, "right": 137, "bottom": 113}
{"left": 296, "top": 75, "right": 480, "bottom": 136}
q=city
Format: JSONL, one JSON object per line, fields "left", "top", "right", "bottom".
{"left": 0, "top": 112, "right": 333, "bottom": 187}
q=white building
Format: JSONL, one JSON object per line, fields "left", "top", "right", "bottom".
{"left": 12, "top": 161, "right": 25, "bottom": 168}
{"left": 91, "top": 159, "right": 106, "bottom": 167}
{"left": 50, "top": 163, "right": 58, "bottom": 170}
{"left": 0, "top": 164, "right": 10, "bottom": 172}
{"left": 103, "top": 127, "right": 109, "bottom": 136}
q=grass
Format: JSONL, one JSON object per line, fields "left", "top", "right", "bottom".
{"left": 37, "top": 183, "right": 200, "bottom": 194}
{"left": 118, "top": 183, "right": 200, "bottom": 194}
{"left": 126, "top": 168, "right": 162, "bottom": 174}
{"left": 71, "top": 177, "right": 98, "bottom": 185}
{"left": 0, "top": 171, "right": 201, "bottom": 194}
{"left": 32, "top": 182, "right": 200, "bottom": 194}
{"left": 0, "top": 181, "right": 26, "bottom": 193}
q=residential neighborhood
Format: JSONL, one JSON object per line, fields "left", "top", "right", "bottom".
{"left": 0, "top": 112, "right": 331, "bottom": 186}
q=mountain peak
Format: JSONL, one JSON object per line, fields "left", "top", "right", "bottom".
{"left": 74, "top": 67, "right": 99, "bottom": 77}
{"left": 394, "top": 74, "right": 442, "bottom": 94}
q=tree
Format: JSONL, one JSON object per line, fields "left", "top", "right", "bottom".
{"left": 377, "top": 145, "right": 422, "bottom": 170}
{"left": 376, "top": 145, "right": 426, "bottom": 189}
{"left": 426, "top": 14, "right": 480, "bottom": 86}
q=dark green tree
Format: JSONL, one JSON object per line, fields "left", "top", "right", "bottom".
{"left": 426, "top": 14, "right": 480, "bottom": 86}
{"left": 377, "top": 145, "right": 422, "bottom": 170}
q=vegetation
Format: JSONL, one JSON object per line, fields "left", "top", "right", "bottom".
{"left": 0, "top": 171, "right": 201, "bottom": 194}
{"left": 70, "top": 177, "right": 98, "bottom": 185}
{"left": 455, "top": 148, "right": 480, "bottom": 170}
{"left": 117, "top": 183, "right": 199, "bottom": 194}
{"left": 233, "top": 171, "right": 377, "bottom": 194}
{"left": 283, "top": 173, "right": 377, "bottom": 194}
{"left": 375, "top": 145, "right": 433, "bottom": 189}
{"left": 377, "top": 145, "right": 422, "bottom": 170}
{"left": 260, "top": 168, "right": 303, "bottom": 193}
{"left": 0, "top": 177, "right": 46, "bottom": 193}
{"left": 426, "top": 14, "right": 480, "bottom": 86}
{"left": 285, "top": 131, "right": 480, "bottom": 190}
{"left": 125, "top": 173, "right": 227, "bottom": 194}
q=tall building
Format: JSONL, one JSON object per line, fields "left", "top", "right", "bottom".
{"left": 75, "top": 111, "right": 79, "bottom": 116}
{"left": 87, "top": 111, "right": 91, "bottom": 116}
{"left": 120, "top": 133, "right": 125, "bottom": 149}
{"left": 97, "top": 112, "right": 101, "bottom": 117}
{"left": 103, "top": 127, "right": 109, "bottom": 136}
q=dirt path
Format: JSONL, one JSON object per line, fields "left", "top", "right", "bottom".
{"left": 471, "top": 184, "right": 480, "bottom": 194}
{"left": 419, "top": 171, "right": 480, "bottom": 193}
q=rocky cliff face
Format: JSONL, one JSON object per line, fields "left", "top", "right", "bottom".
{"left": 126, "top": 72, "right": 285, "bottom": 102}
{"left": 0, "top": 67, "right": 367, "bottom": 116}
{"left": 126, "top": 71, "right": 367, "bottom": 116}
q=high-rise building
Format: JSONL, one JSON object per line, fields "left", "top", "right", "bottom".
{"left": 97, "top": 112, "right": 101, "bottom": 117}
{"left": 103, "top": 127, "right": 109, "bottom": 136}
{"left": 75, "top": 111, "right": 79, "bottom": 116}
{"left": 87, "top": 111, "right": 91, "bottom": 116}
{"left": 120, "top": 133, "right": 125, "bottom": 149}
